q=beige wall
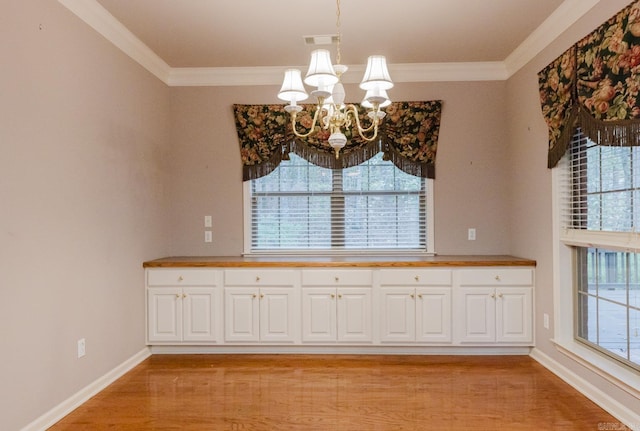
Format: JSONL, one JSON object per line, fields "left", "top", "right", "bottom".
{"left": 507, "top": 0, "right": 640, "bottom": 415}
{"left": 166, "top": 80, "right": 511, "bottom": 256}
{"left": 1, "top": 2, "right": 169, "bottom": 430}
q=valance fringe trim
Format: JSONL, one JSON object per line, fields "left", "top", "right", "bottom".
{"left": 384, "top": 143, "right": 435, "bottom": 178}
{"left": 578, "top": 107, "right": 640, "bottom": 148}
{"left": 547, "top": 106, "right": 640, "bottom": 169}
{"left": 243, "top": 147, "right": 284, "bottom": 181}
{"left": 289, "top": 139, "right": 381, "bottom": 170}
{"left": 547, "top": 106, "right": 579, "bottom": 169}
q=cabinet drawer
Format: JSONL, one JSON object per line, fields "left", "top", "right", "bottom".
{"left": 301, "top": 269, "right": 372, "bottom": 286}
{"left": 224, "top": 269, "right": 297, "bottom": 286}
{"left": 457, "top": 269, "right": 533, "bottom": 286}
{"left": 147, "top": 269, "right": 218, "bottom": 286}
{"left": 379, "top": 269, "right": 452, "bottom": 286}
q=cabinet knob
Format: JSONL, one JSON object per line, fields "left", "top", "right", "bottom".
{"left": 495, "top": 275, "right": 501, "bottom": 281}
{"left": 252, "top": 293, "right": 257, "bottom": 299}
{"left": 491, "top": 293, "right": 496, "bottom": 299}
{"left": 175, "top": 294, "right": 181, "bottom": 298}
{"left": 256, "top": 276, "right": 261, "bottom": 282}
{"left": 498, "top": 293, "right": 503, "bottom": 298}
{"left": 260, "top": 294, "right": 264, "bottom": 299}
{"left": 334, "top": 276, "right": 339, "bottom": 282}
{"left": 418, "top": 294, "right": 423, "bottom": 299}
{"left": 183, "top": 294, "right": 187, "bottom": 298}
{"left": 338, "top": 294, "right": 342, "bottom": 299}
{"left": 414, "top": 276, "right": 419, "bottom": 282}
{"left": 178, "top": 276, "right": 183, "bottom": 281}
{"left": 331, "top": 293, "right": 336, "bottom": 299}
{"left": 410, "top": 294, "right": 415, "bottom": 299}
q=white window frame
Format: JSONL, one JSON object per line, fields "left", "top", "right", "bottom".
{"left": 242, "top": 176, "right": 435, "bottom": 256}
{"left": 551, "top": 163, "right": 640, "bottom": 399}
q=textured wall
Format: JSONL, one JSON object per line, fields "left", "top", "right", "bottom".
{"left": 166, "top": 80, "right": 511, "bottom": 256}
{"left": 0, "top": 2, "right": 170, "bottom": 429}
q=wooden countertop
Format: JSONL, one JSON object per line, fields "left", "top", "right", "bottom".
{"left": 143, "top": 255, "right": 536, "bottom": 268}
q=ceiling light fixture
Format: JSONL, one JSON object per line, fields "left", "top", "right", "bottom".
{"left": 277, "top": 0, "right": 393, "bottom": 159}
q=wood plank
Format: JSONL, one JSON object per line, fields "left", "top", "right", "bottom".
{"left": 50, "top": 355, "right": 620, "bottom": 430}
{"left": 143, "top": 255, "right": 537, "bottom": 268}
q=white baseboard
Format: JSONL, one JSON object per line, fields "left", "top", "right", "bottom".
{"left": 21, "top": 347, "right": 151, "bottom": 431}
{"left": 530, "top": 348, "right": 640, "bottom": 431}
{"left": 150, "top": 344, "right": 532, "bottom": 355}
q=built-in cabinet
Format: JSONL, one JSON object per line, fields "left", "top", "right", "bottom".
{"left": 224, "top": 269, "right": 299, "bottom": 343}
{"left": 145, "top": 264, "right": 535, "bottom": 349}
{"left": 301, "top": 270, "right": 372, "bottom": 343}
{"left": 147, "top": 269, "right": 221, "bottom": 343}
{"left": 378, "top": 269, "right": 452, "bottom": 343}
{"left": 456, "top": 269, "right": 533, "bottom": 344}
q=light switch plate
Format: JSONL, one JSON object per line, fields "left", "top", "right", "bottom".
{"left": 205, "top": 230, "right": 212, "bottom": 243}
{"left": 204, "top": 215, "right": 212, "bottom": 228}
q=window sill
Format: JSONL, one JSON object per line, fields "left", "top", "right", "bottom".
{"left": 243, "top": 250, "right": 436, "bottom": 258}
{"left": 552, "top": 338, "right": 640, "bottom": 399}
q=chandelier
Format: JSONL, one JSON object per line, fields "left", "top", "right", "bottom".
{"left": 277, "top": 0, "right": 394, "bottom": 159}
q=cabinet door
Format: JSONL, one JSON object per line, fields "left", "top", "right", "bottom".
{"left": 416, "top": 287, "right": 452, "bottom": 343}
{"left": 458, "top": 287, "right": 496, "bottom": 343}
{"left": 260, "top": 288, "right": 297, "bottom": 343}
{"left": 337, "top": 288, "right": 372, "bottom": 343}
{"left": 224, "top": 288, "right": 259, "bottom": 342}
{"left": 496, "top": 287, "right": 533, "bottom": 343}
{"left": 182, "top": 287, "right": 217, "bottom": 342}
{"left": 379, "top": 287, "right": 416, "bottom": 343}
{"left": 302, "top": 288, "right": 337, "bottom": 342}
{"left": 147, "top": 288, "right": 182, "bottom": 342}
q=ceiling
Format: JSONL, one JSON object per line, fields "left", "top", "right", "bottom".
{"left": 60, "top": 0, "right": 600, "bottom": 84}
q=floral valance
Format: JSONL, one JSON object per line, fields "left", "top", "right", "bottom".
{"left": 539, "top": 0, "right": 640, "bottom": 168}
{"left": 233, "top": 101, "right": 442, "bottom": 181}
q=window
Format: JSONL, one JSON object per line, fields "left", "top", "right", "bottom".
{"left": 563, "top": 132, "right": 640, "bottom": 371}
{"left": 243, "top": 152, "right": 433, "bottom": 254}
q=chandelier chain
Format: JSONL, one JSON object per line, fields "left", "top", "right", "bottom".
{"left": 335, "top": 0, "right": 342, "bottom": 65}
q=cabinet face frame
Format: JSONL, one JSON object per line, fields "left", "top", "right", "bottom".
{"left": 378, "top": 269, "right": 453, "bottom": 344}
{"left": 223, "top": 269, "right": 299, "bottom": 344}
{"left": 148, "top": 286, "right": 218, "bottom": 343}
{"left": 146, "top": 269, "right": 221, "bottom": 344}
{"left": 455, "top": 268, "right": 534, "bottom": 345}
{"left": 145, "top": 266, "right": 534, "bottom": 349}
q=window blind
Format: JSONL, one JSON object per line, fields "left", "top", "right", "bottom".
{"left": 249, "top": 153, "right": 427, "bottom": 252}
{"left": 561, "top": 130, "right": 640, "bottom": 251}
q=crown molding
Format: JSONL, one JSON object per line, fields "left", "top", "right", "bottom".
{"left": 57, "top": 0, "right": 171, "bottom": 83}
{"left": 168, "top": 62, "right": 509, "bottom": 86}
{"left": 59, "top": 0, "right": 602, "bottom": 86}
{"left": 504, "top": 0, "right": 601, "bottom": 76}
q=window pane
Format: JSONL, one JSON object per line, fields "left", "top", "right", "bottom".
{"left": 575, "top": 247, "right": 639, "bottom": 370}
{"left": 598, "top": 300, "right": 628, "bottom": 360}
{"left": 630, "top": 308, "right": 640, "bottom": 364}
{"left": 250, "top": 152, "right": 427, "bottom": 251}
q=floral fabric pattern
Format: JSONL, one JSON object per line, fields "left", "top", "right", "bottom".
{"left": 538, "top": 47, "right": 576, "bottom": 167}
{"left": 539, "top": 0, "right": 640, "bottom": 168}
{"left": 234, "top": 101, "right": 442, "bottom": 180}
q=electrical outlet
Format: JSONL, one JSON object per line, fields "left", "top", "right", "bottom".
{"left": 77, "top": 338, "right": 86, "bottom": 358}
{"left": 204, "top": 215, "right": 212, "bottom": 228}
{"left": 205, "top": 230, "right": 212, "bottom": 243}
{"left": 468, "top": 228, "right": 476, "bottom": 241}
{"left": 543, "top": 313, "right": 550, "bottom": 329}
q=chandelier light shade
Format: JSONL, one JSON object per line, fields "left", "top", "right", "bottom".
{"left": 277, "top": 0, "right": 393, "bottom": 158}
{"left": 277, "top": 69, "right": 308, "bottom": 104}
{"left": 360, "top": 55, "right": 394, "bottom": 91}
{"left": 304, "top": 49, "right": 339, "bottom": 89}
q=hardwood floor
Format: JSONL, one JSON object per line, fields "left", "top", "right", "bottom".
{"left": 49, "top": 354, "right": 623, "bottom": 430}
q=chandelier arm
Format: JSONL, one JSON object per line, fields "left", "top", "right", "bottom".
{"left": 345, "top": 104, "right": 381, "bottom": 141}
{"left": 290, "top": 107, "right": 323, "bottom": 139}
